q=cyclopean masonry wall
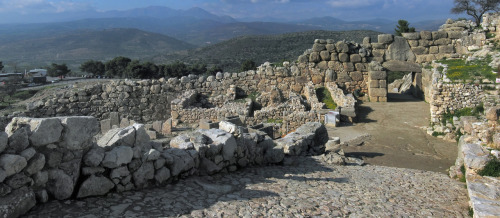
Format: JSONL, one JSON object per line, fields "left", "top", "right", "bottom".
{"left": 0, "top": 116, "right": 328, "bottom": 217}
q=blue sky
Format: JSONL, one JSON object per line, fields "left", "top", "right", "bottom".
{"left": 0, "top": 0, "right": 461, "bottom": 23}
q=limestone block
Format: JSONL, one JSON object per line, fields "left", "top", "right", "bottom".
{"left": 133, "top": 123, "right": 150, "bottom": 148}
{"left": 355, "top": 63, "right": 368, "bottom": 72}
{"left": 162, "top": 118, "right": 173, "bottom": 134}
{"left": 363, "top": 36, "right": 371, "bottom": 44}
{"left": 154, "top": 167, "right": 171, "bottom": 184}
{"left": 133, "top": 162, "right": 154, "bottom": 188}
{"left": 420, "top": 31, "right": 432, "bottom": 40}
{"left": 429, "top": 46, "right": 439, "bottom": 54}
{"left": 102, "top": 146, "right": 134, "bottom": 168}
{"left": 419, "top": 39, "right": 432, "bottom": 47}
{"left": 434, "top": 38, "right": 452, "bottom": 45}
{"left": 371, "top": 43, "right": 386, "bottom": 49}
{"left": 386, "top": 36, "right": 416, "bottom": 62}
{"left": 402, "top": 32, "right": 420, "bottom": 40}
{"left": 309, "top": 52, "right": 320, "bottom": 63}
{"left": 447, "top": 31, "right": 463, "bottom": 39}
{"left": 335, "top": 41, "right": 349, "bottom": 53}
{"left": 109, "top": 112, "right": 120, "bottom": 127}
{"left": 7, "top": 128, "right": 29, "bottom": 153}
{"left": 408, "top": 40, "right": 419, "bottom": 47}
{"left": 343, "top": 62, "right": 355, "bottom": 72}
{"left": 97, "top": 126, "right": 136, "bottom": 149}
{"left": 369, "top": 71, "right": 387, "bottom": 80}
{"left": 59, "top": 117, "right": 99, "bottom": 150}
{"left": 379, "top": 80, "right": 387, "bottom": 88}
{"left": 382, "top": 60, "right": 422, "bottom": 72}
{"left": 0, "top": 154, "right": 27, "bottom": 177}
{"left": 325, "top": 69, "right": 337, "bottom": 82}
{"left": 330, "top": 52, "right": 339, "bottom": 61}
{"left": 100, "top": 119, "right": 111, "bottom": 134}
{"left": 350, "top": 54, "right": 362, "bottom": 63}
{"left": 198, "top": 129, "right": 237, "bottom": 161}
{"left": 312, "top": 43, "right": 326, "bottom": 52}
{"left": 162, "top": 148, "right": 195, "bottom": 177}
{"left": 320, "top": 51, "right": 331, "bottom": 61}
{"left": 297, "top": 55, "right": 308, "bottom": 63}
{"left": 463, "top": 143, "right": 491, "bottom": 170}
{"left": 439, "top": 45, "right": 454, "bottom": 54}
{"left": 317, "top": 61, "right": 328, "bottom": 70}
{"left": 378, "top": 34, "right": 394, "bottom": 44}
{"left": 337, "top": 72, "right": 352, "bottom": 83}
{"left": 432, "top": 31, "right": 448, "bottom": 39}
{"left": 24, "top": 153, "right": 45, "bottom": 175}
{"left": 370, "top": 88, "right": 387, "bottom": 97}
{"left": 412, "top": 46, "right": 428, "bottom": 55}
{"left": 325, "top": 44, "right": 336, "bottom": 52}
{"left": 20, "top": 148, "right": 36, "bottom": 161}
{"left": 369, "top": 80, "right": 379, "bottom": 88}
{"left": 84, "top": 147, "right": 105, "bottom": 167}
{"left": 338, "top": 53, "right": 349, "bottom": 62}
{"left": 486, "top": 106, "right": 500, "bottom": 121}
{"left": 77, "top": 175, "right": 115, "bottom": 198}
{"left": 349, "top": 71, "right": 363, "bottom": 81}
{"left": 7, "top": 117, "right": 64, "bottom": 147}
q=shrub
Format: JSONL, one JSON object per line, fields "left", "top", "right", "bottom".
{"left": 432, "top": 131, "right": 445, "bottom": 137}
{"left": 460, "top": 164, "right": 466, "bottom": 183}
{"left": 316, "top": 87, "right": 337, "bottom": 110}
{"left": 478, "top": 157, "right": 500, "bottom": 177}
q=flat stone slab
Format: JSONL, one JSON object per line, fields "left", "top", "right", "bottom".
{"left": 23, "top": 157, "right": 469, "bottom": 217}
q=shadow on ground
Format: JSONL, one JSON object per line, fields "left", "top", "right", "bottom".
{"left": 23, "top": 156, "right": 345, "bottom": 217}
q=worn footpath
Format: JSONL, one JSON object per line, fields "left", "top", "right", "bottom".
{"left": 23, "top": 156, "right": 469, "bottom": 217}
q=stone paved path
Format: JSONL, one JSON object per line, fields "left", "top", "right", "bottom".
{"left": 23, "top": 156, "right": 469, "bottom": 217}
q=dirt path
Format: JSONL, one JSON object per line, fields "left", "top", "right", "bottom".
{"left": 328, "top": 93, "right": 458, "bottom": 173}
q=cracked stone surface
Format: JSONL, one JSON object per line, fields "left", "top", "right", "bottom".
{"left": 23, "top": 156, "right": 468, "bottom": 217}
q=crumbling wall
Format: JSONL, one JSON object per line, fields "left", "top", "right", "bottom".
{"left": 0, "top": 116, "right": 328, "bottom": 217}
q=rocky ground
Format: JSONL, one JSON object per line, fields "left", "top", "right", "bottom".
{"left": 23, "top": 156, "right": 469, "bottom": 217}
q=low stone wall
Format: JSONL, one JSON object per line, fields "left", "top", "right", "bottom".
{"left": 451, "top": 137, "right": 500, "bottom": 217}
{"left": 0, "top": 116, "right": 328, "bottom": 217}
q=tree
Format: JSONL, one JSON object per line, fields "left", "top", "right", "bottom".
{"left": 395, "top": 20, "right": 416, "bottom": 36}
{"left": 105, "top": 56, "right": 131, "bottom": 78}
{"left": 0, "top": 61, "right": 3, "bottom": 72}
{"left": 47, "top": 63, "right": 71, "bottom": 78}
{"left": 451, "top": 0, "right": 500, "bottom": 26}
{"left": 240, "top": 60, "right": 257, "bottom": 72}
{"left": 80, "top": 60, "right": 105, "bottom": 76}
{"left": 125, "top": 61, "right": 159, "bottom": 79}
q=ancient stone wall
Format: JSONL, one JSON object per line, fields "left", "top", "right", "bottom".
{"left": 0, "top": 116, "right": 328, "bottom": 217}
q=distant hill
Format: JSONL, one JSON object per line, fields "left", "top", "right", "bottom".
{"left": 155, "top": 30, "right": 383, "bottom": 72}
{"left": 292, "top": 16, "right": 442, "bottom": 33}
{"left": 0, "top": 28, "right": 195, "bottom": 70}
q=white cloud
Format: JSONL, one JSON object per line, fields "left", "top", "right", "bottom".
{"left": 0, "top": 0, "right": 90, "bottom": 13}
{"left": 327, "top": 0, "right": 378, "bottom": 8}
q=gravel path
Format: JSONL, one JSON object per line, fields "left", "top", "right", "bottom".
{"left": 23, "top": 156, "right": 469, "bottom": 217}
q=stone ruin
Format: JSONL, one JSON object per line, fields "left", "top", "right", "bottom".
{"left": 0, "top": 116, "right": 334, "bottom": 217}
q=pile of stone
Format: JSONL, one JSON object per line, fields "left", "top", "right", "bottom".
{"left": 439, "top": 18, "right": 475, "bottom": 32}
{"left": 388, "top": 73, "right": 413, "bottom": 94}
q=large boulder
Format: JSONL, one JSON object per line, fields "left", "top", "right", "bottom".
{"left": 46, "top": 169, "right": 74, "bottom": 200}
{"left": 97, "top": 126, "right": 136, "bottom": 149}
{"left": 83, "top": 147, "right": 105, "bottom": 167}
{"left": 162, "top": 148, "right": 196, "bottom": 177}
{"left": 198, "top": 129, "right": 237, "bottom": 161}
{"left": 101, "top": 146, "right": 134, "bottom": 168}
{"left": 58, "top": 117, "right": 99, "bottom": 150}
{"left": 77, "top": 175, "right": 115, "bottom": 198}
{"left": 132, "top": 162, "right": 155, "bottom": 188}
{"left": 0, "top": 154, "right": 27, "bottom": 177}
{"left": 386, "top": 36, "right": 416, "bottom": 62}
{"left": 5, "top": 117, "right": 63, "bottom": 147}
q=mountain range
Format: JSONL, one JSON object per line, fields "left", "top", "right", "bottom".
{"left": 0, "top": 6, "right": 445, "bottom": 72}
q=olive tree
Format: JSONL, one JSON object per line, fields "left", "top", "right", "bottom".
{"left": 451, "top": 0, "right": 500, "bottom": 26}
